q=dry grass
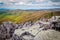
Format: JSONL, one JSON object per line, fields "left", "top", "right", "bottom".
{"left": 0, "top": 10, "right": 60, "bottom": 24}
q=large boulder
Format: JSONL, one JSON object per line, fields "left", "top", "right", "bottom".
{"left": 34, "top": 29, "right": 60, "bottom": 40}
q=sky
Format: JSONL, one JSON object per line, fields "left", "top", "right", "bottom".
{"left": 0, "top": 0, "right": 60, "bottom": 10}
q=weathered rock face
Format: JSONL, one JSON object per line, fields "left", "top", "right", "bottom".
{"left": 34, "top": 29, "right": 60, "bottom": 40}
{"left": 0, "top": 22, "right": 18, "bottom": 39}
{"left": 12, "top": 32, "right": 34, "bottom": 40}
{"left": 52, "top": 20, "right": 60, "bottom": 31}
{"left": 0, "top": 16, "right": 60, "bottom": 40}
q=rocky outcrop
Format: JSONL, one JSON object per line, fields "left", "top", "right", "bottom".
{"left": 0, "top": 16, "right": 60, "bottom": 40}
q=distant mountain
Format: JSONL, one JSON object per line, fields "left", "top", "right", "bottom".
{"left": 0, "top": 8, "right": 60, "bottom": 11}
{"left": 45, "top": 8, "right": 60, "bottom": 11}
{"left": 0, "top": 8, "right": 10, "bottom": 11}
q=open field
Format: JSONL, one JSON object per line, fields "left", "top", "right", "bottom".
{"left": 0, "top": 10, "right": 60, "bottom": 24}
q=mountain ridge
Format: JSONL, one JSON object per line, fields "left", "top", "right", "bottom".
{"left": 0, "top": 8, "right": 60, "bottom": 11}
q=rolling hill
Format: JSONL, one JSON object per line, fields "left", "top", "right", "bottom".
{"left": 0, "top": 10, "right": 60, "bottom": 24}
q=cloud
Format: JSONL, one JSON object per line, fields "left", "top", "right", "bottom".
{"left": 0, "top": 0, "right": 60, "bottom": 9}
{"left": 12, "top": 0, "right": 60, "bottom": 7}
{"left": 51, "top": 0, "right": 60, "bottom": 2}
{"left": 0, "top": 1, "right": 4, "bottom": 5}
{"left": 0, "top": 0, "right": 60, "bottom": 5}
